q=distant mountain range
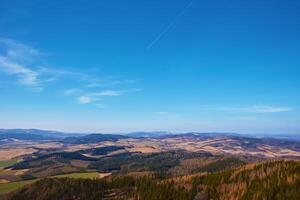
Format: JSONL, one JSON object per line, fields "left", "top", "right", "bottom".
{"left": 0, "top": 129, "right": 84, "bottom": 141}
{"left": 62, "top": 133, "right": 129, "bottom": 144}
{"left": 0, "top": 128, "right": 299, "bottom": 142}
{"left": 125, "top": 131, "right": 172, "bottom": 138}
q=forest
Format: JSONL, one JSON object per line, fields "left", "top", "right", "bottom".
{"left": 2, "top": 160, "right": 299, "bottom": 200}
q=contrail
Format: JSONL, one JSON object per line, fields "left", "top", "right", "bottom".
{"left": 147, "top": 0, "right": 196, "bottom": 49}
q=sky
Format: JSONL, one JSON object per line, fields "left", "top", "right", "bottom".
{"left": 0, "top": 0, "right": 300, "bottom": 134}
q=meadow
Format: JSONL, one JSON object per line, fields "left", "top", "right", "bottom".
{"left": 0, "top": 180, "right": 36, "bottom": 194}
{"left": 0, "top": 172, "right": 106, "bottom": 194}
{"left": 0, "top": 160, "right": 18, "bottom": 169}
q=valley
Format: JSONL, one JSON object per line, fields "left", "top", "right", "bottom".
{"left": 0, "top": 129, "right": 300, "bottom": 199}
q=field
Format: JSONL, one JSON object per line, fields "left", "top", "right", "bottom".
{"left": 0, "top": 172, "right": 110, "bottom": 194}
{"left": 0, "top": 160, "right": 18, "bottom": 169}
{"left": 52, "top": 172, "right": 111, "bottom": 179}
{"left": 0, "top": 179, "right": 36, "bottom": 194}
{"left": 0, "top": 148, "right": 36, "bottom": 160}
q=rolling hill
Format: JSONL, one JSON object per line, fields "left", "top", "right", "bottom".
{"left": 62, "top": 133, "right": 129, "bottom": 144}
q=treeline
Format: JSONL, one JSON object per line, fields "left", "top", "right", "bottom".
{"left": 89, "top": 151, "right": 213, "bottom": 173}
{"left": 77, "top": 146, "right": 126, "bottom": 156}
{"left": 3, "top": 160, "right": 300, "bottom": 200}
{"left": 3, "top": 176, "right": 192, "bottom": 200}
{"left": 10, "top": 152, "right": 97, "bottom": 170}
{"left": 191, "top": 160, "right": 300, "bottom": 200}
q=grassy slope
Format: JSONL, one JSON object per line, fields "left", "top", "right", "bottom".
{"left": 0, "top": 172, "right": 102, "bottom": 194}
{"left": 51, "top": 172, "right": 101, "bottom": 179}
{"left": 0, "top": 160, "right": 18, "bottom": 168}
{"left": 0, "top": 180, "right": 36, "bottom": 194}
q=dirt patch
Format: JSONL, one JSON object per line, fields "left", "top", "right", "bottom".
{"left": 0, "top": 179, "right": 9, "bottom": 183}
{"left": 98, "top": 173, "right": 112, "bottom": 178}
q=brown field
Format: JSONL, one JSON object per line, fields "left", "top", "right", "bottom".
{"left": 1, "top": 135, "right": 299, "bottom": 163}
{"left": 0, "top": 148, "right": 36, "bottom": 161}
{"left": 126, "top": 147, "right": 160, "bottom": 154}
{"left": 0, "top": 179, "right": 9, "bottom": 183}
{"left": 33, "top": 142, "right": 64, "bottom": 149}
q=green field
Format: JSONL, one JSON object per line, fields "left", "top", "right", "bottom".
{"left": 0, "top": 179, "right": 37, "bottom": 194}
{"left": 52, "top": 172, "right": 101, "bottom": 179}
{"left": 0, "top": 172, "right": 102, "bottom": 194}
{"left": 0, "top": 160, "right": 18, "bottom": 168}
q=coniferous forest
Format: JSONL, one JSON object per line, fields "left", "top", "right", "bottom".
{"left": 2, "top": 160, "right": 299, "bottom": 200}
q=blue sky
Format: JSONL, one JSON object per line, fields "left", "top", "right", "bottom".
{"left": 0, "top": 0, "right": 300, "bottom": 134}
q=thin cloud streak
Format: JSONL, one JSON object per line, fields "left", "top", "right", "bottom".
{"left": 88, "top": 89, "right": 141, "bottom": 97}
{"left": 217, "top": 105, "right": 293, "bottom": 113}
{"left": 147, "top": 0, "right": 195, "bottom": 49}
{"left": 86, "top": 79, "right": 136, "bottom": 88}
{"left": 75, "top": 89, "right": 141, "bottom": 105}
{"left": 90, "top": 90, "right": 123, "bottom": 97}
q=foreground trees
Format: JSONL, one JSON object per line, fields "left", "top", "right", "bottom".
{"left": 3, "top": 160, "right": 300, "bottom": 200}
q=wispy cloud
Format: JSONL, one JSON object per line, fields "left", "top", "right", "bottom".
{"left": 77, "top": 96, "right": 93, "bottom": 104}
{"left": 217, "top": 105, "right": 292, "bottom": 113}
{"left": 0, "top": 38, "right": 142, "bottom": 107}
{"left": 0, "top": 38, "right": 42, "bottom": 61}
{"left": 74, "top": 89, "right": 141, "bottom": 106}
{"left": 251, "top": 105, "right": 292, "bottom": 113}
{"left": 90, "top": 90, "right": 123, "bottom": 97}
{"left": 86, "top": 79, "right": 136, "bottom": 88}
{"left": 64, "top": 88, "right": 81, "bottom": 95}
{"left": 0, "top": 57, "right": 40, "bottom": 87}
{"left": 87, "top": 89, "right": 141, "bottom": 97}
{"left": 0, "top": 38, "right": 55, "bottom": 90}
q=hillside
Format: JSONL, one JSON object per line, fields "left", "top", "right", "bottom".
{"left": 2, "top": 150, "right": 242, "bottom": 181}
{"left": 190, "top": 160, "right": 300, "bottom": 199}
{"left": 1, "top": 129, "right": 300, "bottom": 199}
{"left": 62, "top": 134, "right": 129, "bottom": 144}
{"left": 2, "top": 131, "right": 300, "bottom": 163}
{"left": 2, "top": 160, "right": 299, "bottom": 200}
